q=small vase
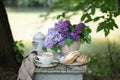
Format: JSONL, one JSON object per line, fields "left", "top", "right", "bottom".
{"left": 60, "top": 40, "right": 80, "bottom": 55}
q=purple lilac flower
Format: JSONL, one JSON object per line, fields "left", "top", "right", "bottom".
{"left": 69, "top": 29, "right": 80, "bottom": 40}
{"left": 48, "top": 28, "right": 55, "bottom": 34}
{"left": 54, "top": 20, "right": 63, "bottom": 27}
{"left": 44, "top": 20, "right": 85, "bottom": 49}
{"left": 65, "top": 23, "right": 85, "bottom": 40}
{"left": 44, "top": 35, "right": 55, "bottom": 48}
{"left": 54, "top": 20, "right": 70, "bottom": 38}
{"left": 53, "top": 32, "right": 64, "bottom": 42}
{"left": 75, "top": 23, "right": 85, "bottom": 32}
{"left": 54, "top": 20, "right": 70, "bottom": 31}
{"left": 44, "top": 28, "right": 64, "bottom": 48}
{"left": 58, "top": 41, "right": 65, "bottom": 46}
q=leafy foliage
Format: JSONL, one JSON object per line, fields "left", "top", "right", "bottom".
{"left": 64, "top": 38, "right": 73, "bottom": 46}
{"left": 80, "top": 26, "right": 91, "bottom": 44}
{"left": 13, "top": 40, "right": 24, "bottom": 65}
{"left": 50, "top": 0, "right": 120, "bottom": 37}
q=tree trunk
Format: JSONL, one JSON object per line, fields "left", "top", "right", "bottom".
{"left": 0, "top": 0, "right": 18, "bottom": 69}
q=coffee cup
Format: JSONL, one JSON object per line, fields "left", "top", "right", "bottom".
{"left": 34, "top": 52, "right": 54, "bottom": 65}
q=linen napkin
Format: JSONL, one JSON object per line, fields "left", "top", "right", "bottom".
{"left": 17, "top": 51, "right": 37, "bottom": 80}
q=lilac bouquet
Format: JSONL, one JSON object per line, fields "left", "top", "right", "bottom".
{"left": 44, "top": 20, "right": 91, "bottom": 52}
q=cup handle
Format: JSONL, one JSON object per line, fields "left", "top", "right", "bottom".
{"left": 34, "top": 56, "right": 40, "bottom": 62}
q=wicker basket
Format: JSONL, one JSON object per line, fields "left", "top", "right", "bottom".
{"left": 60, "top": 40, "right": 80, "bottom": 55}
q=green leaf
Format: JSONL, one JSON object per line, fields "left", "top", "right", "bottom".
{"left": 62, "top": 12, "right": 65, "bottom": 18}
{"left": 86, "top": 35, "right": 91, "bottom": 43}
{"left": 84, "top": 13, "right": 92, "bottom": 23}
{"left": 86, "top": 13, "right": 92, "bottom": 20}
{"left": 19, "top": 43, "right": 24, "bottom": 48}
{"left": 56, "top": 12, "right": 66, "bottom": 19}
{"left": 85, "top": 19, "right": 91, "bottom": 23}
{"left": 13, "top": 46, "right": 18, "bottom": 52}
{"left": 97, "top": 22, "right": 105, "bottom": 32}
{"left": 81, "top": 13, "right": 87, "bottom": 21}
{"left": 91, "top": 6, "right": 95, "bottom": 15}
{"left": 101, "top": 16, "right": 105, "bottom": 18}
{"left": 113, "top": 23, "right": 119, "bottom": 29}
{"left": 104, "top": 29, "right": 110, "bottom": 37}
{"left": 80, "top": 27, "right": 91, "bottom": 44}
{"left": 19, "top": 50, "right": 24, "bottom": 54}
{"left": 93, "top": 17, "right": 100, "bottom": 22}
{"left": 110, "top": 18, "right": 119, "bottom": 29}
{"left": 114, "top": 11, "right": 120, "bottom": 17}
{"left": 108, "top": 22, "right": 114, "bottom": 30}
{"left": 100, "top": 5, "right": 108, "bottom": 13}
{"left": 65, "top": 38, "right": 72, "bottom": 46}
{"left": 57, "top": 15, "right": 61, "bottom": 19}
{"left": 86, "top": 27, "right": 92, "bottom": 33}
{"left": 51, "top": 45, "right": 59, "bottom": 52}
{"left": 80, "top": 39, "right": 85, "bottom": 44}
{"left": 68, "top": 25, "right": 75, "bottom": 31}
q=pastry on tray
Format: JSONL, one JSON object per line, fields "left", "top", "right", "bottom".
{"left": 76, "top": 54, "right": 89, "bottom": 64}
{"left": 63, "top": 51, "right": 80, "bottom": 64}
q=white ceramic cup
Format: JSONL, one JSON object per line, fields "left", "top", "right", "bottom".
{"left": 34, "top": 52, "right": 54, "bottom": 65}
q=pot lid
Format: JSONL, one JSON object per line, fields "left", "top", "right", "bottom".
{"left": 33, "top": 32, "right": 45, "bottom": 39}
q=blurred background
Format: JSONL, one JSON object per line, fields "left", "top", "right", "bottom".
{"left": 1, "top": 0, "right": 120, "bottom": 80}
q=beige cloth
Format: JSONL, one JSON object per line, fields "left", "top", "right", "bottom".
{"left": 17, "top": 51, "right": 37, "bottom": 80}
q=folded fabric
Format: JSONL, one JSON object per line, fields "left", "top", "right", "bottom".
{"left": 17, "top": 51, "right": 37, "bottom": 80}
